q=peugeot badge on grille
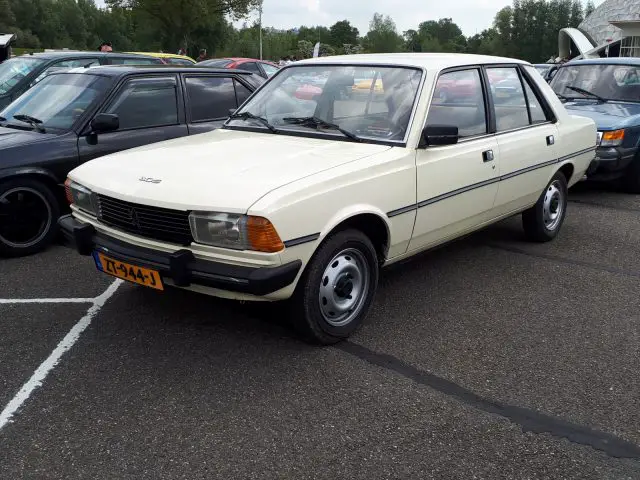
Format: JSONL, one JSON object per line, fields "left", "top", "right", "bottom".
{"left": 139, "top": 177, "right": 162, "bottom": 184}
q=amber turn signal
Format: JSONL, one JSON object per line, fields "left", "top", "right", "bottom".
{"left": 602, "top": 129, "right": 624, "bottom": 142}
{"left": 246, "top": 216, "right": 284, "bottom": 253}
{"left": 64, "top": 178, "right": 73, "bottom": 205}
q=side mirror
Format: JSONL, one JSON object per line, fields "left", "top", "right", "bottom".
{"left": 91, "top": 113, "right": 119, "bottom": 133}
{"left": 422, "top": 124, "right": 459, "bottom": 147}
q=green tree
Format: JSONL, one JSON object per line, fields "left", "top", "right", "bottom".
{"left": 584, "top": 0, "right": 595, "bottom": 17}
{"left": 329, "top": 20, "right": 358, "bottom": 48}
{"left": 363, "top": 13, "right": 402, "bottom": 53}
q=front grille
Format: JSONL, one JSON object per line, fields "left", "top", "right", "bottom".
{"left": 97, "top": 194, "right": 193, "bottom": 245}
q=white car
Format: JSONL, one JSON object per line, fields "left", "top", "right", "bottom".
{"left": 60, "top": 53, "right": 597, "bottom": 344}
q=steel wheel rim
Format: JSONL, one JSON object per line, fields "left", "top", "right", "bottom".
{"left": 0, "top": 187, "right": 52, "bottom": 248}
{"left": 318, "top": 248, "right": 370, "bottom": 327}
{"left": 543, "top": 180, "right": 564, "bottom": 231}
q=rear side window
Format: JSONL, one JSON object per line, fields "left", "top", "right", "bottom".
{"left": 486, "top": 67, "right": 550, "bottom": 131}
{"left": 185, "top": 76, "right": 237, "bottom": 121}
{"left": 234, "top": 80, "right": 252, "bottom": 106}
{"left": 427, "top": 69, "right": 487, "bottom": 138}
{"left": 104, "top": 77, "right": 178, "bottom": 130}
{"left": 239, "top": 62, "right": 261, "bottom": 75}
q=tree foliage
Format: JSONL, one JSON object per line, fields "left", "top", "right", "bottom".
{"left": 5, "top": 0, "right": 591, "bottom": 63}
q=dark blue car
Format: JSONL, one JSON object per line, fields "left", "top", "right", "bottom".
{"left": 550, "top": 58, "right": 640, "bottom": 192}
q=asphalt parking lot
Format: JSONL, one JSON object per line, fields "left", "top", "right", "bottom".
{"left": 1, "top": 183, "right": 640, "bottom": 479}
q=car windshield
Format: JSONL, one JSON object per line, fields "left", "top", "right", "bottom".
{"left": 0, "top": 73, "right": 110, "bottom": 132}
{"left": 551, "top": 63, "right": 640, "bottom": 103}
{"left": 0, "top": 57, "right": 45, "bottom": 95}
{"left": 226, "top": 64, "right": 423, "bottom": 143}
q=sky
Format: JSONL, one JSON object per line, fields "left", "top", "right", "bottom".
{"left": 96, "top": 0, "right": 605, "bottom": 38}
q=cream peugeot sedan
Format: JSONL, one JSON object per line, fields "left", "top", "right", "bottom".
{"left": 60, "top": 53, "right": 597, "bottom": 344}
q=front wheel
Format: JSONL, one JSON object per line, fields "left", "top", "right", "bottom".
{"left": 0, "top": 178, "right": 60, "bottom": 257}
{"left": 522, "top": 171, "right": 568, "bottom": 243}
{"left": 289, "top": 229, "right": 379, "bottom": 345}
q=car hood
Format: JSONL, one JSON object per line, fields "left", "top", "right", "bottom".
{"left": 0, "top": 126, "right": 58, "bottom": 149}
{"left": 70, "top": 128, "right": 392, "bottom": 213}
{"left": 563, "top": 101, "right": 640, "bottom": 130}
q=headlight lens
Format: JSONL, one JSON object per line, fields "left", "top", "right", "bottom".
{"left": 599, "top": 129, "right": 624, "bottom": 147}
{"left": 64, "top": 179, "right": 98, "bottom": 216}
{"left": 188, "top": 211, "right": 284, "bottom": 253}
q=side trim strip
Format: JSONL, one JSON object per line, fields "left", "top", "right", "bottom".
{"left": 387, "top": 146, "right": 597, "bottom": 218}
{"left": 284, "top": 233, "right": 321, "bottom": 248}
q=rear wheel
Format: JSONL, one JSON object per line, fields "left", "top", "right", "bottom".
{"left": 0, "top": 178, "right": 60, "bottom": 257}
{"left": 289, "top": 229, "right": 379, "bottom": 345}
{"left": 522, "top": 171, "right": 568, "bottom": 243}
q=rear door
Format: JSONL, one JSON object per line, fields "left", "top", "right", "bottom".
{"left": 78, "top": 75, "right": 188, "bottom": 163}
{"left": 486, "top": 65, "right": 559, "bottom": 217}
{"left": 183, "top": 74, "right": 253, "bottom": 135}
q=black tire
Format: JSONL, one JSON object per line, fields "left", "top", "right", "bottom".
{"left": 622, "top": 155, "right": 640, "bottom": 194}
{"left": 522, "top": 171, "right": 568, "bottom": 243}
{"left": 289, "top": 229, "right": 379, "bottom": 345}
{"left": 0, "top": 178, "right": 60, "bottom": 257}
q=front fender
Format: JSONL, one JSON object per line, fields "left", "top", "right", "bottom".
{"left": 318, "top": 204, "right": 391, "bottom": 244}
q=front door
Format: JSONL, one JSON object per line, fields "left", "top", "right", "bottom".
{"left": 409, "top": 67, "right": 500, "bottom": 252}
{"left": 78, "top": 75, "right": 188, "bottom": 164}
{"left": 485, "top": 66, "right": 559, "bottom": 216}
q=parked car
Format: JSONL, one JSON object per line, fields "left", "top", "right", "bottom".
{"left": 533, "top": 63, "right": 559, "bottom": 82}
{"left": 0, "top": 65, "right": 264, "bottom": 257}
{"left": 0, "top": 33, "right": 16, "bottom": 63}
{"left": 59, "top": 53, "right": 596, "bottom": 344}
{"left": 198, "top": 57, "right": 280, "bottom": 79}
{"left": 0, "top": 51, "right": 164, "bottom": 110}
{"left": 126, "top": 52, "right": 196, "bottom": 65}
{"left": 550, "top": 58, "right": 640, "bottom": 192}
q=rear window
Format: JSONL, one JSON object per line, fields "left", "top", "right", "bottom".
{"left": 199, "top": 59, "right": 233, "bottom": 68}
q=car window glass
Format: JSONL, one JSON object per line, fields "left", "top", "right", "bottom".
{"left": 104, "top": 77, "right": 178, "bottom": 129}
{"left": 427, "top": 69, "right": 487, "bottom": 138}
{"left": 261, "top": 63, "right": 279, "bottom": 77}
{"left": 109, "top": 57, "right": 160, "bottom": 65}
{"left": 0, "top": 57, "right": 45, "bottom": 94}
{"left": 486, "top": 67, "right": 529, "bottom": 132}
{"left": 34, "top": 58, "right": 100, "bottom": 84}
{"left": 166, "top": 58, "right": 194, "bottom": 66}
{"left": 241, "top": 62, "right": 261, "bottom": 74}
{"left": 185, "top": 76, "right": 236, "bottom": 121}
{"left": 522, "top": 77, "right": 547, "bottom": 123}
{"left": 234, "top": 80, "right": 252, "bottom": 106}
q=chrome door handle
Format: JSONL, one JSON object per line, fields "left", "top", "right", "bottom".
{"left": 483, "top": 150, "right": 494, "bottom": 162}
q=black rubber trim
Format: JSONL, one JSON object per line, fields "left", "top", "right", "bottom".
{"left": 58, "top": 215, "right": 301, "bottom": 296}
{"left": 284, "top": 233, "right": 320, "bottom": 248}
{"left": 387, "top": 146, "right": 596, "bottom": 218}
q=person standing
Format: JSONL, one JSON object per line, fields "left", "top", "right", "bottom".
{"left": 98, "top": 42, "right": 113, "bottom": 52}
{"left": 197, "top": 49, "right": 208, "bottom": 62}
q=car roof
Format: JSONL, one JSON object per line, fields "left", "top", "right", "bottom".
{"left": 18, "top": 51, "right": 158, "bottom": 61}
{"left": 55, "top": 64, "right": 257, "bottom": 77}
{"left": 293, "top": 53, "right": 530, "bottom": 70}
{"left": 126, "top": 51, "right": 196, "bottom": 62}
{"left": 563, "top": 57, "right": 640, "bottom": 66}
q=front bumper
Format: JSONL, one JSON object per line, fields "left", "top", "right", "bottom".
{"left": 587, "top": 145, "right": 638, "bottom": 181}
{"left": 58, "top": 215, "right": 302, "bottom": 296}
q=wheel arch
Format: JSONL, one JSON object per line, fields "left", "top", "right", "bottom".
{"left": 318, "top": 207, "right": 391, "bottom": 263}
{"left": 557, "top": 162, "right": 575, "bottom": 184}
{"left": 0, "top": 168, "right": 65, "bottom": 204}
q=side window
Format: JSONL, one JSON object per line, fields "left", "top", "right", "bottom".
{"left": 104, "top": 77, "right": 178, "bottom": 130}
{"left": 34, "top": 58, "right": 100, "bottom": 84}
{"left": 109, "top": 57, "right": 161, "bottom": 65}
{"left": 234, "top": 80, "right": 252, "bottom": 106}
{"left": 240, "top": 62, "right": 261, "bottom": 75}
{"left": 427, "top": 69, "right": 487, "bottom": 138}
{"left": 261, "top": 63, "right": 279, "bottom": 77}
{"left": 522, "top": 77, "right": 547, "bottom": 123}
{"left": 486, "top": 67, "right": 529, "bottom": 132}
{"left": 184, "top": 76, "right": 236, "bottom": 121}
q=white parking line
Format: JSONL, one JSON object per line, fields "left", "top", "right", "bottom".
{"left": 0, "top": 298, "right": 95, "bottom": 304}
{"left": 0, "top": 279, "right": 123, "bottom": 431}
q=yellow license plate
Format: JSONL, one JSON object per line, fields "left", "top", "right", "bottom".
{"left": 93, "top": 251, "right": 164, "bottom": 290}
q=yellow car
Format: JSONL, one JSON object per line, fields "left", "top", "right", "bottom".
{"left": 126, "top": 52, "right": 196, "bottom": 66}
{"left": 352, "top": 78, "right": 384, "bottom": 93}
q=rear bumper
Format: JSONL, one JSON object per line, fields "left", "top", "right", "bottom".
{"left": 58, "top": 215, "right": 301, "bottom": 296}
{"left": 587, "top": 146, "right": 638, "bottom": 181}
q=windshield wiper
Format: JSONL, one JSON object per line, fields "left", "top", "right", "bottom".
{"left": 565, "top": 86, "right": 607, "bottom": 103}
{"left": 13, "top": 114, "right": 46, "bottom": 133}
{"left": 228, "top": 111, "right": 278, "bottom": 133}
{"left": 282, "top": 116, "right": 361, "bottom": 142}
